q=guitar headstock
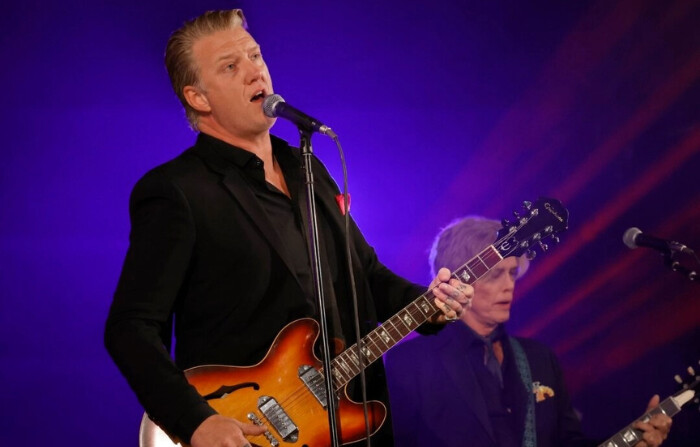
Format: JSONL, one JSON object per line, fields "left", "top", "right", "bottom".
{"left": 495, "top": 197, "right": 569, "bottom": 260}
{"left": 673, "top": 360, "right": 700, "bottom": 410}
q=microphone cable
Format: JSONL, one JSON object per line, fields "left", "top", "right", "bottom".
{"left": 329, "top": 132, "right": 374, "bottom": 447}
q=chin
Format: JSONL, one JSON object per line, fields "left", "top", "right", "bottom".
{"left": 496, "top": 311, "right": 511, "bottom": 323}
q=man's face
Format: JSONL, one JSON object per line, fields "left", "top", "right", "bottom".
{"left": 462, "top": 256, "right": 519, "bottom": 335}
{"left": 189, "top": 26, "right": 275, "bottom": 137}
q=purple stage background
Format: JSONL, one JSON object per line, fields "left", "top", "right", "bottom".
{"left": 1, "top": 0, "right": 698, "bottom": 445}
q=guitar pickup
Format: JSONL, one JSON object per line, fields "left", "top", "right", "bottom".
{"left": 298, "top": 364, "right": 328, "bottom": 408}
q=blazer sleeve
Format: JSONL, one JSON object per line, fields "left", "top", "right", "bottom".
{"left": 104, "top": 168, "right": 215, "bottom": 444}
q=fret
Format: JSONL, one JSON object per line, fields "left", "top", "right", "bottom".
{"left": 454, "top": 265, "right": 476, "bottom": 284}
{"left": 392, "top": 312, "right": 412, "bottom": 335}
{"left": 360, "top": 344, "right": 373, "bottom": 362}
{"left": 377, "top": 327, "right": 394, "bottom": 346}
{"left": 364, "top": 333, "right": 383, "bottom": 360}
{"left": 336, "top": 357, "right": 352, "bottom": 376}
{"left": 370, "top": 327, "right": 391, "bottom": 351}
{"left": 331, "top": 365, "right": 344, "bottom": 385}
{"left": 338, "top": 350, "right": 359, "bottom": 380}
{"left": 481, "top": 246, "right": 504, "bottom": 267}
{"left": 399, "top": 310, "right": 417, "bottom": 331}
{"left": 658, "top": 396, "right": 681, "bottom": 416}
{"left": 415, "top": 295, "right": 436, "bottom": 317}
{"left": 346, "top": 349, "right": 360, "bottom": 370}
{"left": 598, "top": 396, "right": 681, "bottom": 447}
{"left": 466, "top": 257, "right": 490, "bottom": 278}
{"left": 385, "top": 317, "right": 403, "bottom": 341}
{"left": 473, "top": 253, "right": 490, "bottom": 270}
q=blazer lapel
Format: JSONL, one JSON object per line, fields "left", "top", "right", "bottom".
{"left": 504, "top": 338, "right": 531, "bottom": 439}
{"left": 438, "top": 324, "right": 497, "bottom": 443}
{"left": 192, "top": 141, "right": 308, "bottom": 294}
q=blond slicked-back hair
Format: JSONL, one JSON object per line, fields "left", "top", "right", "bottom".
{"left": 165, "top": 9, "right": 248, "bottom": 130}
{"left": 429, "top": 216, "right": 529, "bottom": 279}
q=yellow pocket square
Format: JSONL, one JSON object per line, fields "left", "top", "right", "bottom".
{"left": 532, "top": 381, "right": 555, "bottom": 402}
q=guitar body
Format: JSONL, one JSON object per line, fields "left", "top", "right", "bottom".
{"left": 140, "top": 318, "right": 386, "bottom": 447}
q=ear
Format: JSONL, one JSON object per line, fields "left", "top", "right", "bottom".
{"left": 183, "top": 85, "right": 211, "bottom": 113}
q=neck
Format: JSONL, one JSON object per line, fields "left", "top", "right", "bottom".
{"left": 462, "top": 315, "right": 498, "bottom": 337}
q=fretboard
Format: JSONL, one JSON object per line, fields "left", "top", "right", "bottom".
{"left": 328, "top": 245, "right": 504, "bottom": 391}
{"left": 597, "top": 396, "right": 682, "bottom": 447}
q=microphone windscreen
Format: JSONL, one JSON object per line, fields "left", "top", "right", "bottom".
{"left": 623, "top": 227, "right": 642, "bottom": 249}
{"left": 262, "top": 94, "right": 285, "bottom": 118}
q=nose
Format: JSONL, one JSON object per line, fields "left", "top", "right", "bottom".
{"left": 502, "top": 273, "right": 516, "bottom": 291}
{"left": 243, "top": 59, "right": 265, "bottom": 84}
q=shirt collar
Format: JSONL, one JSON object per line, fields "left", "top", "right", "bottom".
{"left": 455, "top": 321, "right": 508, "bottom": 349}
{"left": 196, "top": 132, "right": 298, "bottom": 169}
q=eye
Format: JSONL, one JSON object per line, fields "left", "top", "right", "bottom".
{"left": 225, "top": 63, "right": 236, "bottom": 71}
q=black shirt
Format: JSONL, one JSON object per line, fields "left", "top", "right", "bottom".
{"left": 463, "top": 324, "right": 521, "bottom": 447}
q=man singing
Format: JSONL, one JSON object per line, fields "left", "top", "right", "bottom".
{"left": 104, "top": 9, "right": 471, "bottom": 447}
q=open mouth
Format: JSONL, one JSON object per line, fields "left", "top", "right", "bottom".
{"left": 250, "top": 90, "right": 265, "bottom": 102}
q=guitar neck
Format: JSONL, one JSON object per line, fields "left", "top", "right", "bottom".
{"left": 329, "top": 245, "right": 504, "bottom": 390}
{"left": 598, "top": 394, "right": 685, "bottom": 447}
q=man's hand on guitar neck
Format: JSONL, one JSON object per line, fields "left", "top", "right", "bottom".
{"left": 633, "top": 395, "right": 672, "bottom": 447}
{"left": 190, "top": 414, "right": 267, "bottom": 447}
{"left": 428, "top": 267, "right": 474, "bottom": 324}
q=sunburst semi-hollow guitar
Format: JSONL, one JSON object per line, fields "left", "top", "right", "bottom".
{"left": 139, "top": 197, "right": 569, "bottom": 447}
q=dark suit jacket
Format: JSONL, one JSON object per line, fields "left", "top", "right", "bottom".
{"left": 104, "top": 133, "right": 432, "bottom": 443}
{"left": 385, "top": 322, "right": 595, "bottom": 447}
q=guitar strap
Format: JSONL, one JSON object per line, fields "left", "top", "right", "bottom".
{"left": 509, "top": 337, "right": 537, "bottom": 447}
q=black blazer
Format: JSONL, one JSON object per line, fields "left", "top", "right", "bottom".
{"left": 105, "top": 133, "right": 430, "bottom": 442}
{"left": 385, "top": 322, "right": 595, "bottom": 447}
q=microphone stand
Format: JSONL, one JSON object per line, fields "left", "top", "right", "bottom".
{"left": 662, "top": 250, "right": 698, "bottom": 282}
{"left": 298, "top": 127, "right": 341, "bottom": 447}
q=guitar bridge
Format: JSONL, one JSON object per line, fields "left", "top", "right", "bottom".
{"left": 258, "top": 395, "right": 298, "bottom": 443}
{"left": 247, "top": 412, "right": 280, "bottom": 446}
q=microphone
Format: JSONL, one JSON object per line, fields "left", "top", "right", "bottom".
{"left": 262, "top": 94, "right": 336, "bottom": 138}
{"left": 623, "top": 227, "right": 694, "bottom": 255}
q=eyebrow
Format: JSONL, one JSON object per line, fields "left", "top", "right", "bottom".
{"left": 215, "top": 53, "right": 237, "bottom": 64}
{"left": 214, "top": 45, "right": 261, "bottom": 64}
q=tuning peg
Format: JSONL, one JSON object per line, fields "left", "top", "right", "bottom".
{"left": 522, "top": 200, "right": 532, "bottom": 210}
{"left": 501, "top": 218, "right": 511, "bottom": 228}
{"left": 538, "top": 241, "right": 549, "bottom": 251}
{"left": 544, "top": 225, "right": 554, "bottom": 234}
{"left": 532, "top": 233, "right": 542, "bottom": 241}
{"left": 552, "top": 236, "right": 560, "bottom": 244}
{"left": 526, "top": 250, "right": 537, "bottom": 260}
